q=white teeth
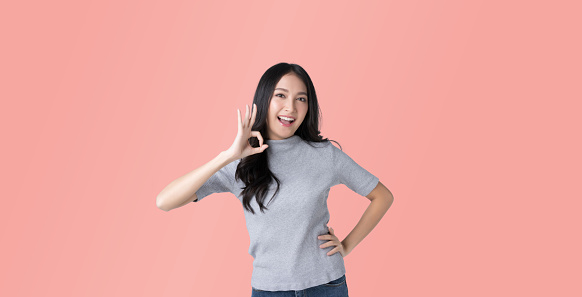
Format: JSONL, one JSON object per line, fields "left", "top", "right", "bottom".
{"left": 279, "top": 116, "right": 295, "bottom": 122}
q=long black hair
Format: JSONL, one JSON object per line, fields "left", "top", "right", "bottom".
{"left": 235, "top": 62, "right": 341, "bottom": 214}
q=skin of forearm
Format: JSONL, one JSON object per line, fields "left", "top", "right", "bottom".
{"left": 341, "top": 194, "right": 394, "bottom": 256}
{"left": 157, "top": 151, "right": 234, "bottom": 211}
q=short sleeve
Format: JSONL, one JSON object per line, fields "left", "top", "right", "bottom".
{"left": 193, "top": 159, "right": 239, "bottom": 202}
{"left": 331, "top": 144, "right": 379, "bottom": 197}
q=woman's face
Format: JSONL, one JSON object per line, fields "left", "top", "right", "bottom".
{"left": 266, "top": 73, "right": 309, "bottom": 140}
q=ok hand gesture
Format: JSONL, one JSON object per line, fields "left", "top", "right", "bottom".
{"left": 225, "top": 104, "right": 269, "bottom": 160}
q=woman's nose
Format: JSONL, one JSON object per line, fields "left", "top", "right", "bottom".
{"left": 284, "top": 99, "right": 296, "bottom": 111}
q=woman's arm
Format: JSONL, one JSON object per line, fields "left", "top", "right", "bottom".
{"left": 156, "top": 103, "right": 267, "bottom": 212}
{"left": 156, "top": 150, "right": 236, "bottom": 212}
{"left": 341, "top": 181, "right": 394, "bottom": 256}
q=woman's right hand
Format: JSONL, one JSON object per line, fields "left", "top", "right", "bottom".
{"left": 224, "top": 103, "right": 269, "bottom": 160}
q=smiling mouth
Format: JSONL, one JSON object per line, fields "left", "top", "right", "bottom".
{"left": 277, "top": 116, "right": 295, "bottom": 126}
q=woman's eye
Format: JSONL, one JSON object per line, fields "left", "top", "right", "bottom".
{"left": 275, "top": 94, "right": 306, "bottom": 102}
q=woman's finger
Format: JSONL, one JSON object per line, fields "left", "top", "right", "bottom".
{"left": 319, "top": 240, "right": 336, "bottom": 249}
{"left": 250, "top": 130, "right": 265, "bottom": 149}
{"left": 252, "top": 144, "right": 268, "bottom": 154}
{"left": 327, "top": 245, "right": 341, "bottom": 256}
{"left": 250, "top": 103, "right": 257, "bottom": 126}
{"left": 237, "top": 108, "right": 242, "bottom": 132}
{"left": 243, "top": 104, "right": 249, "bottom": 128}
{"left": 246, "top": 104, "right": 252, "bottom": 127}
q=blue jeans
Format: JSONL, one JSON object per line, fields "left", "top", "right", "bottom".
{"left": 251, "top": 274, "right": 349, "bottom": 297}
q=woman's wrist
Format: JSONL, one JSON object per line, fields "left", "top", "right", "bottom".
{"left": 220, "top": 150, "right": 238, "bottom": 163}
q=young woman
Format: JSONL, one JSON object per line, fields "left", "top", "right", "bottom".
{"left": 156, "top": 63, "right": 394, "bottom": 296}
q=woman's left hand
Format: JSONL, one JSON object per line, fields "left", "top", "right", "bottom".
{"left": 318, "top": 226, "right": 348, "bottom": 258}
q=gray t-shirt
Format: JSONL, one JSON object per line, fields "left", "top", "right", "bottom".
{"left": 194, "top": 135, "right": 379, "bottom": 291}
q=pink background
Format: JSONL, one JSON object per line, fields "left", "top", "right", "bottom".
{"left": 2, "top": 0, "right": 580, "bottom": 296}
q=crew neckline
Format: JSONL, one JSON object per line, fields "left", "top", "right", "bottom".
{"left": 265, "top": 135, "right": 302, "bottom": 147}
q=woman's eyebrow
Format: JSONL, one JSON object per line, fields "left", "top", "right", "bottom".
{"left": 275, "top": 88, "right": 308, "bottom": 96}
